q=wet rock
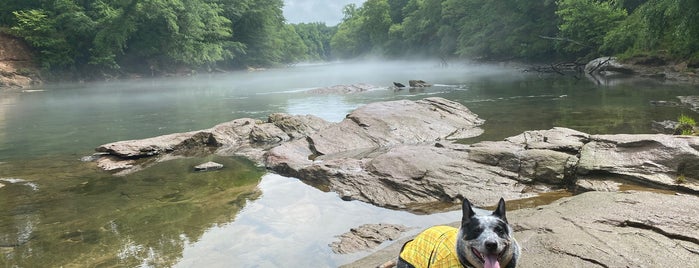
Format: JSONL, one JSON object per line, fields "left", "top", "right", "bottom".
{"left": 306, "top": 83, "right": 379, "bottom": 94}
{"left": 96, "top": 157, "right": 136, "bottom": 171}
{"left": 408, "top": 80, "right": 432, "bottom": 87}
{"left": 343, "top": 191, "right": 699, "bottom": 268}
{"left": 194, "top": 161, "right": 223, "bottom": 171}
{"left": 330, "top": 223, "right": 409, "bottom": 254}
{"left": 678, "top": 95, "right": 699, "bottom": 112}
{"left": 651, "top": 120, "right": 679, "bottom": 134}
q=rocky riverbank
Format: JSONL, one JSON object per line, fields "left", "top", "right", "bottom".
{"left": 91, "top": 97, "right": 699, "bottom": 266}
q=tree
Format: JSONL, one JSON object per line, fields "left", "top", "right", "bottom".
{"left": 556, "top": 0, "right": 627, "bottom": 59}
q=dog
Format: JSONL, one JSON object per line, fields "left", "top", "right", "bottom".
{"left": 379, "top": 198, "right": 520, "bottom": 268}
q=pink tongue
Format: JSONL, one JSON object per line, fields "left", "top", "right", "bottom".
{"left": 484, "top": 254, "right": 500, "bottom": 268}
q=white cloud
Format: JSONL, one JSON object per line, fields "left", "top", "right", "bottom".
{"left": 283, "top": 0, "right": 367, "bottom": 25}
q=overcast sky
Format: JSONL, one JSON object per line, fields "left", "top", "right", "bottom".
{"left": 283, "top": 0, "right": 367, "bottom": 25}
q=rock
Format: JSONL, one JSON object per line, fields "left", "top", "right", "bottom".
{"left": 96, "top": 157, "right": 136, "bottom": 171}
{"left": 194, "top": 161, "right": 223, "bottom": 171}
{"left": 577, "top": 133, "right": 699, "bottom": 193}
{"left": 95, "top": 131, "right": 220, "bottom": 159}
{"left": 651, "top": 120, "right": 679, "bottom": 134}
{"left": 574, "top": 179, "right": 622, "bottom": 192}
{"left": 408, "top": 80, "right": 432, "bottom": 87}
{"left": 467, "top": 128, "right": 589, "bottom": 184}
{"left": 585, "top": 57, "right": 635, "bottom": 77}
{"left": 267, "top": 113, "right": 331, "bottom": 139}
{"left": 307, "top": 97, "right": 484, "bottom": 156}
{"left": 343, "top": 191, "right": 699, "bottom": 268}
{"left": 268, "top": 142, "right": 540, "bottom": 210}
{"left": 513, "top": 191, "right": 699, "bottom": 267}
{"left": 330, "top": 224, "right": 409, "bottom": 254}
{"left": 677, "top": 95, "right": 699, "bottom": 112}
{"left": 306, "top": 83, "right": 379, "bottom": 94}
{"left": 250, "top": 123, "right": 290, "bottom": 143}
{"left": 265, "top": 98, "right": 504, "bottom": 210}
{"left": 95, "top": 114, "right": 327, "bottom": 173}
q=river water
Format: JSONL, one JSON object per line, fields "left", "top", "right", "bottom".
{"left": 0, "top": 61, "right": 697, "bottom": 267}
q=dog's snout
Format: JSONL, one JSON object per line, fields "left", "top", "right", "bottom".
{"left": 485, "top": 241, "right": 498, "bottom": 252}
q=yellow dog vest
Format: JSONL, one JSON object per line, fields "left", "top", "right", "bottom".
{"left": 399, "top": 225, "right": 463, "bottom": 268}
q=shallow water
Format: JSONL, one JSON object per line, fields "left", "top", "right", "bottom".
{"left": 1, "top": 61, "right": 697, "bottom": 267}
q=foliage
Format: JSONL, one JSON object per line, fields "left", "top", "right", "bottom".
{"left": 330, "top": 0, "right": 698, "bottom": 63}
{"left": 676, "top": 114, "right": 697, "bottom": 135}
{"left": 3, "top": 0, "right": 323, "bottom": 77}
{"left": 555, "top": 0, "right": 627, "bottom": 59}
{"left": 293, "top": 23, "right": 336, "bottom": 61}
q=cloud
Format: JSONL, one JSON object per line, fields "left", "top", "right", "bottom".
{"left": 283, "top": 0, "right": 367, "bottom": 25}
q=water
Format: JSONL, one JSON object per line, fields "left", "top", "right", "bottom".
{"left": 1, "top": 61, "right": 697, "bottom": 267}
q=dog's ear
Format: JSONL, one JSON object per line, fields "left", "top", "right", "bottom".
{"left": 462, "top": 198, "right": 476, "bottom": 223}
{"left": 492, "top": 197, "right": 508, "bottom": 223}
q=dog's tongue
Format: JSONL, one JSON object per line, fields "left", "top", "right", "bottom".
{"left": 484, "top": 254, "right": 500, "bottom": 268}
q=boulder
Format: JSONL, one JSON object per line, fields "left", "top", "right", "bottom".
{"left": 585, "top": 57, "right": 635, "bottom": 77}
{"left": 343, "top": 191, "right": 699, "bottom": 268}
{"left": 330, "top": 224, "right": 409, "bottom": 254}
{"left": 307, "top": 97, "right": 484, "bottom": 156}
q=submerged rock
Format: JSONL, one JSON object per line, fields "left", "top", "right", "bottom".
{"left": 306, "top": 83, "right": 379, "bottom": 94}
{"left": 194, "top": 161, "right": 223, "bottom": 171}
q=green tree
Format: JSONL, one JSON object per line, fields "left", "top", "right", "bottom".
{"left": 293, "top": 22, "right": 336, "bottom": 60}
{"left": 556, "top": 0, "right": 627, "bottom": 58}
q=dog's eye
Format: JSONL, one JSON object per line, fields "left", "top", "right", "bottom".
{"left": 494, "top": 226, "right": 505, "bottom": 236}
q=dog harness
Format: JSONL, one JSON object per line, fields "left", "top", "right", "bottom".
{"left": 399, "top": 225, "right": 464, "bottom": 268}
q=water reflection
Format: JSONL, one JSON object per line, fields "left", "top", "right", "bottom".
{"left": 0, "top": 156, "right": 264, "bottom": 267}
{"left": 177, "top": 174, "right": 463, "bottom": 267}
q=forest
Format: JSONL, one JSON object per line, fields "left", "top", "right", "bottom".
{"left": 1, "top": 0, "right": 698, "bottom": 78}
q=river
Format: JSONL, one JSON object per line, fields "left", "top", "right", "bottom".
{"left": 0, "top": 61, "right": 697, "bottom": 267}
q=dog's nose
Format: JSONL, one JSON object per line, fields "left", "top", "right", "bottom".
{"left": 485, "top": 241, "right": 498, "bottom": 252}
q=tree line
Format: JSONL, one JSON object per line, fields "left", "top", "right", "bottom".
{"left": 1, "top": 0, "right": 697, "bottom": 79}
{"left": 0, "top": 0, "right": 334, "bottom": 78}
{"left": 333, "top": 0, "right": 699, "bottom": 65}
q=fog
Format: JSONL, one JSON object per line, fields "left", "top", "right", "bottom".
{"left": 283, "top": 0, "right": 367, "bottom": 25}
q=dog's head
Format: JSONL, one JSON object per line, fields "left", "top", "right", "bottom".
{"left": 457, "top": 198, "right": 517, "bottom": 268}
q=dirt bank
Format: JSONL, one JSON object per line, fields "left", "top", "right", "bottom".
{"left": 0, "top": 32, "right": 40, "bottom": 89}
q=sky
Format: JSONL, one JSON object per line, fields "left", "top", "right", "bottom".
{"left": 283, "top": 0, "right": 367, "bottom": 25}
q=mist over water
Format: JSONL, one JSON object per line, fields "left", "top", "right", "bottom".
{"left": 0, "top": 60, "right": 515, "bottom": 161}
{"left": 1, "top": 60, "right": 697, "bottom": 267}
